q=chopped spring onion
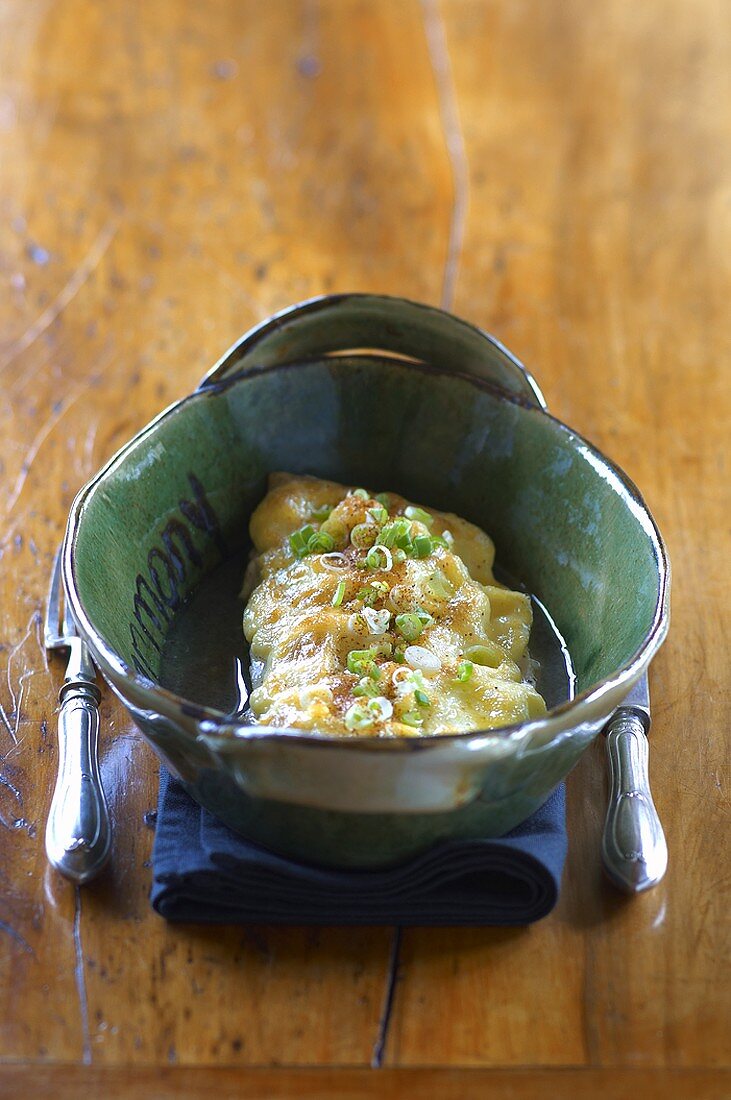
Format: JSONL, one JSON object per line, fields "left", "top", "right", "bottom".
{"left": 344, "top": 702, "right": 374, "bottom": 730}
{"left": 415, "top": 608, "right": 433, "bottom": 627}
{"left": 393, "top": 660, "right": 411, "bottom": 686}
{"left": 394, "top": 526, "right": 413, "bottom": 551}
{"left": 456, "top": 660, "right": 474, "bottom": 682}
{"left": 405, "top": 505, "right": 434, "bottom": 527}
{"left": 366, "top": 545, "right": 393, "bottom": 571}
{"left": 393, "top": 665, "right": 421, "bottom": 686}
{"left": 289, "top": 524, "right": 337, "bottom": 557}
{"left": 353, "top": 676, "right": 380, "bottom": 698}
{"left": 375, "top": 523, "right": 396, "bottom": 548}
{"left": 311, "top": 503, "right": 333, "bottom": 521}
{"left": 377, "top": 518, "right": 411, "bottom": 550}
{"left": 307, "top": 530, "right": 335, "bottom": 554}
{"left": 332, "top": 579, "right": 347, "bottom": 607}
{"left": 351, "top": 488, "right": 370, "bottom": 499}
{"left": 377, "top": 518, "right": 443, "bottom": 561}
{"left": 356, "top": 585, "right": 380, "bottom": 607}
{"left": 414, "top": 688, "right": 431, "bottom": 707}
{"left": 393, "top": 548, "right": 407, "bottom": 563}
{"left": 288, "top": 524, "right": 315, "bottom": 557}
{"left": 393, "top": 645, "right": 406, "bottom": 663}
{"left": 319, "top": 551, "right": 349, "bottom": 571}
{"left": 404, "top": 645, "right": 442, "bottom": 675}
{"left": 395, "top": 612, "right": 424, "bottom": 641}
{"left": 361, "top": 607, "right": 391, "bottom": 635}
{"left": 344, "top": 696, "right": 392, "bottom": 729}
{"left": 465, "top": 641, "right": 506, "bottom": 668}
{"left": 351, "top": 522, "right": 378, "bottom": 549}
{"left": 371, "top": 580, "right": 390, "bottom": 593}
{"left": 385, "top": 585, "right": 407, "bottom": 613}
{"left": 412, "top": 534, "right": 433, "bottom": 559}
{"left": 442, "top": 529, "right": 455, "bottom": 547}
{"left": 367, "top": 505, "right": 388, "bottom": 525}
{"left": 401, "top": 710, "right": 423, "bottom": 728}
{"left": 375, "top": 526, "right": 396, "bottom": 548}
{"left": 346, "top": 648, "right": 380, "bottom": 678}
{"left": 392, "top": 667, "right": 429, "bottom": 697}
{"left": 366, "top": 696, "right": 393, "bottom": 722}
{"left": 375, "top": 493, "right": 390, "bottom": 506}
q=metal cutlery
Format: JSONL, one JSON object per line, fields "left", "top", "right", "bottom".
{"left": 44, "top": 545, "right": 111, "bottom": 884}
{"left": 601, "top": 671, "right": 667, "bottom": 892}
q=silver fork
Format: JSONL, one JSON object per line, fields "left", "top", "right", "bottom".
{"left": 44, "top": 545, "right": 111, "bottom": 883}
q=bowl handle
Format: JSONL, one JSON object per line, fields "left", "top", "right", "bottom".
{"left": 198, "top": 293, "right": 546, "bottom": 408}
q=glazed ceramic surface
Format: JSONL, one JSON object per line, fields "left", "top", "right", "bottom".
{"left": 64, "top": 294, "right": 670, "bottom": 867}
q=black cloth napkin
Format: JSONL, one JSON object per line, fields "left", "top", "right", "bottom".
{"left": 151, "top": 769, "right": 567, "bottom": 926}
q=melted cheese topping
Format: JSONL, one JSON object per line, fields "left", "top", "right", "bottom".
{"left": 242, "top": 473, "right": 547, "bottom": 737}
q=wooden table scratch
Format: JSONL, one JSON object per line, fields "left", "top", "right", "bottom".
{"left": 0, "top": 1, "right": 728, "bottom": 1097}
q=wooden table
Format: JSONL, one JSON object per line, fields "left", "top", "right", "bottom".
{"left": 1, "top": 2, "right": 728, "bottom": 1096}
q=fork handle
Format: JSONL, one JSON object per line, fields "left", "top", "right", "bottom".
{"left": 601, "top": 710, "right": 667, "bottom": 893}
{"left": 45, "top": 680, "right": 111, "bottom": 884}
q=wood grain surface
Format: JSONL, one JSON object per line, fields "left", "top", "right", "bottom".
{"left": 2, "top": 1065, "right": 731, "bottom": 1100}
{"left": 0, "top": 1, "right": 728, "bottom": 1097}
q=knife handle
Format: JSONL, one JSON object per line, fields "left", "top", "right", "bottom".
{"left": 602, "top": 709, "right": 667, "bottom": 893}
{"left": 45, "top": 678, "right": 111, "bottom": 884}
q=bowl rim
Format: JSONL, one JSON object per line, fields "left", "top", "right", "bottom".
{"left": 199, "top": 290, "right": 548, "bottom": 410}
{"left": 63, "top": 354, "right": 670, "bottom": 754}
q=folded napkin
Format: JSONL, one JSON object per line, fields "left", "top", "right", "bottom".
{"left": 151, "top": 769, "right": 566, "bottom": 926}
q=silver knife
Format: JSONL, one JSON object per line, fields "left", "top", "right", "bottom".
{"left": 44, "top": 546, "right": 111, "bottom": 884}
{"left": 601, "top": 671, "right": 667, "bottom": 892}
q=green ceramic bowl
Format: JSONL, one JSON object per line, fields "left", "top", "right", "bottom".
{"left": 64, "top": 294, "right": 669, "bottom": 867}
